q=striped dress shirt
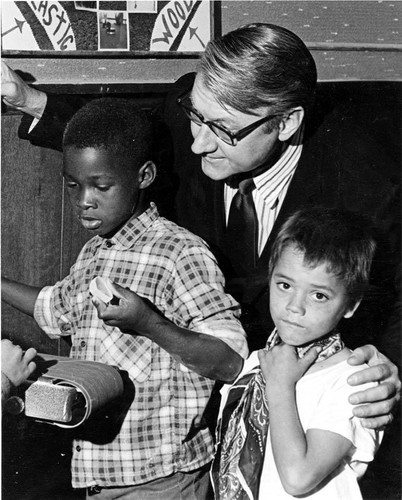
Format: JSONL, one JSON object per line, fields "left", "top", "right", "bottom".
{"left": 225, "top": 125, "right": 304, "bottom": 255}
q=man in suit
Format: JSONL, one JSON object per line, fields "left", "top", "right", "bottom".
{"left": 1, "top": 23, "right": 400, "bottom": 429}
{"left": 162, "top": 25, "right": 400, "bottom": 359}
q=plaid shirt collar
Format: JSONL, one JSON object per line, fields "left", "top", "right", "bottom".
{"left": 93, "top": 202, "right": 159, "bottom": 250}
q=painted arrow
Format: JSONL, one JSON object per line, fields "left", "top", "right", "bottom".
{"left": 2, "top": 18, "right": 25, "bottom": 38}
{"left": 189, "top": 26, "right": 205, "bottom": 49}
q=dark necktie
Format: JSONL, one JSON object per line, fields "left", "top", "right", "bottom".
{"left": 226, "top": 178, "right": 258, "bottom": 274}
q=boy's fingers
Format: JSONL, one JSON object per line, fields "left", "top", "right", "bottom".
{"left": 108, "top": 281, "right": 135, "bottom": 302}
{"left": 301, "top": 346, "right": 321, "bottom": 366}
{"left": 24, "top": 347, "right": 37, "bottom": 362}
{"left": 108, "top": 281, "right": 126, "bottom": 298}
{"left": 92, "top": 297, "right": 108, "bottom": 315}
{"left": 27, "top": 361, "right": 37, "bottom": 376}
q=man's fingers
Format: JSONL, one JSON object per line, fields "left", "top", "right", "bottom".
{"left": 353, "top": 399, "right": 393, "bottom": 419}
{"left": 349, "top": 381, "right": 396, "bottom": 405}
{"left": 357, "top": 413, "right": 394, "bottom": 430}
{"left": 351, "top": 394, "right": 396, "bottom": 421}
{"left": 1, "top": 82, "right": 17, "bottom": 98}
{"left": 1, "top": 60, "right": 14, "bottom": 82}
{"left": 347, "top": 363, "right": 391, "bottom": 386}
{"left": 347, "top": 344, "right": 378, "bottom": 366}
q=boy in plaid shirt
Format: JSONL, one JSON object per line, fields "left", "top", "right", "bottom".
{"left": 2, "top": 98, "right": 247, "bottom": 499}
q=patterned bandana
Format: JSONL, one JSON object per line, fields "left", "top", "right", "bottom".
{"left": 211, "top": 330, "right": 344, "bottom": 500}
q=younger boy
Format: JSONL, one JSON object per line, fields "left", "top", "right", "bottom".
{"left": 2, "top": 98, "right": 247, "bottom": 499}
{"left": 212, "top": 207, "right": 383, "bottom": 499}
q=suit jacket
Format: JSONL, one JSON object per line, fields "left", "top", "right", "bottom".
{"left": 19, "top": 73, "right": 400, "bottom": 354}
{"left": 163, "top": 74, "right": 400, "bottom": 352}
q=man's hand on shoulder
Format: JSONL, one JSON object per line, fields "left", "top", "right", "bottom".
{"left": 347, "top": 344, "right": 401, "bottom": 429}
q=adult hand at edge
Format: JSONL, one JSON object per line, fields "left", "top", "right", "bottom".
{"left": 1, "top": 60, "right": 47, "bottom": 118}
{"left": 347, "top": 344, "right": 401, "bottom": 429}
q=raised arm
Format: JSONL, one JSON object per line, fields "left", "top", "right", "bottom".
{"left": 2, "top": 61, "right": 89, "bottom": 151}
{"left": 93, "top": 283, "right": 244, "bottom": 383}
{"left": 1, "top": 61, "right": 47, "bottom": 118}
{"left": 1, "top": 277, "right": 42, "bottom": 316}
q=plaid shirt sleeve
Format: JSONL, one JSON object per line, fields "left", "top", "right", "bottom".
{"left": 33, "top": 243, "right": 90, "bottom": 339}
{"left": 164, "top": 242, "right": 248, "bottom": 361}
{"left": 34, "top": 285, "right": 72, "bottom": 339}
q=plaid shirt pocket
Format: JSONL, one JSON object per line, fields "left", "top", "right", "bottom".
{"left": 101, "top": 331, "right": 152, "bottom": 382}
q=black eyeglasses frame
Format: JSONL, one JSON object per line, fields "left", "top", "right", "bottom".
{"left": 177, "top": 90, "right": 282, "bottom": 146}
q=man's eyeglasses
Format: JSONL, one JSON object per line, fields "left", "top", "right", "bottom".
{"left": 177, "top": 90, "right": 281, "bottom": 146}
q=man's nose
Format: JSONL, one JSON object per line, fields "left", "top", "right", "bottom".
{"left": 190, "top": 123, "right": 218, "bottom": 155}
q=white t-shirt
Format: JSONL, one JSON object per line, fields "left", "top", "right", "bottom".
{"left": 219, "top": 351, "right": 383, "bottom": 500}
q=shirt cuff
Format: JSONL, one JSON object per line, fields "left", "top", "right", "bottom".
{"left": 196, "top": 321, "right": 249, "bottom": 360}
{"left": 28, "top": 117, "right": 40, "bottom": 133}
{"left": 33, "top": 286, "right": 63, "bottom": 339}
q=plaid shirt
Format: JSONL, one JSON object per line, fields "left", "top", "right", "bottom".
{"left": 34, "top": 204, "right": 247, "bottom": 488}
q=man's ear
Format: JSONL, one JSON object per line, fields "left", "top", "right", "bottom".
{"left": 278, "top": 107, "right": 304, "bottom": 142}
{"left": 343, "top": 299, "right": 362, "bottom": 319}
{"left": 138, "top": 161, "right": 157, "bottom": 190}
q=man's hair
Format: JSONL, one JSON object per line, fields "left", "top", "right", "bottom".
{"left": 269, "top": 207, "right": 377, "bottom": 308}
{"left": 198, "top": 23, "right": 317, "bottom": 131}
{"left": 63, "top": 98, "right": 154, "bottom": 170}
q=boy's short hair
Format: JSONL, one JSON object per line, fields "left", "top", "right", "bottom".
{"left": 269, "top": 207, "right": 377, "bottom": 307}
{"left": 63, "top": 98, "right": 154, "bottom": 171}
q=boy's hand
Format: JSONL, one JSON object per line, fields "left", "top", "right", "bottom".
{"left": 92, "top": 282, "right": 151, "bottom": 334}
{"left": 258, "top": 343, "right": 319, "bottom": 395}
{"left": 1, "top": 339, "right": 37, "bottom": 387}
{"left": 347, "top": 344, "right": 401, "bottom": 429}
{"left": 1, "top": 60, "right": 47, "bottom": 118}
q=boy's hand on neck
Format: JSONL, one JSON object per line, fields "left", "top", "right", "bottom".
{"left": 259, "top": 343, "right": 320, "bottom": 397}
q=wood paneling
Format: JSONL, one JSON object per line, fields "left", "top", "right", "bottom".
{"left": 1, "top": 115, "right": 70, "bottom": 354}
{"left": 60, "top": 189, "right": 91, "bottom": 279}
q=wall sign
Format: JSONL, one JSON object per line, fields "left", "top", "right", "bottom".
{"left": 1, "top": 0, "right": 214, "bottom": 54}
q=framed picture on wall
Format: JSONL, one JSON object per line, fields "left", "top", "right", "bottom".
{"left": 1, "top": 0, "right": 219, "bottom": 57}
